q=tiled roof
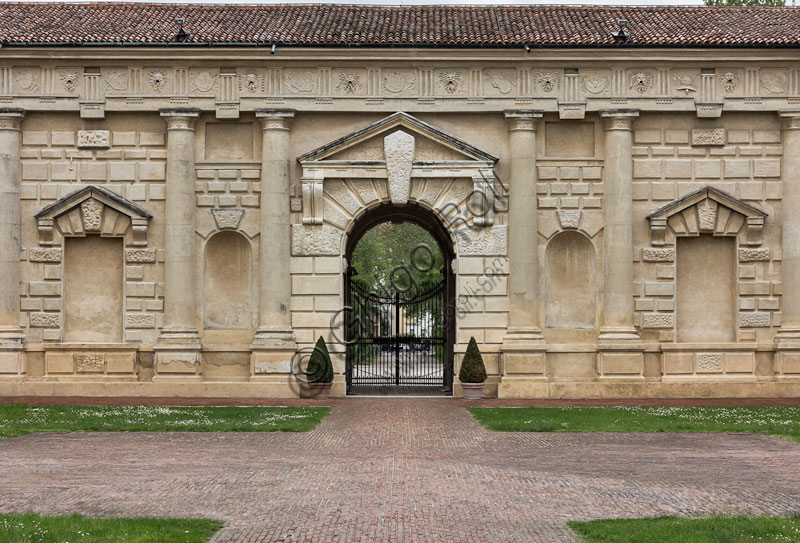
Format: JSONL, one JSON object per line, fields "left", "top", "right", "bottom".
{"left": 1, "top": 3, "right": 799, "bottom": 48}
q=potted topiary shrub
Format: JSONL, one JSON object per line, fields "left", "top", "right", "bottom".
{"left": 459, "top": 336, "right": 487, "bottom": 400}
{"left": 304, "top": 336, "right": 334, "bottom": 399}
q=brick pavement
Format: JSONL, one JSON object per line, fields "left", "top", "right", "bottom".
{"left": 1, "top": 398, "right": 799, "bottom": 542}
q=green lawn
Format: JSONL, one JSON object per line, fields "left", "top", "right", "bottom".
{"left": 469, "top": 406, "right": 800, "bottom": 442}
{"left": 0, "top": 513, "right": 222, "bottom": 543}
{"left": 0, "top": 404, "right": 330, "bottom": 439}
{"left": 569, "top": 515, "right": 800, "bottom": 543}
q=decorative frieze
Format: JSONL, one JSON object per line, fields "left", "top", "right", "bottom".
{"left": 77, "top": 129, "right": 110, "bottom": 149}
{"left": 739, "top": 248, "right": 770, "bottom": 262}
{"left": 642, "top": 313, "right": 673, "bottom": 328}
{"left": 75, "top": 353, "right": 104, "bottom": 373}
{"left": 696, "top": 353, "right": 723, "bottom": 372}
{"left": 740, "top": 312, "right": 771, "bottom": 327}
{"left": 29, "top": 312, "right": 60, "bottom": 328}
{"left": 28, "top": 248, "right": 62, "bottom": 263}
{"left": 125, "top": 249, "right": 156, "bottom": 263}
{"left": 126, "top": 314, "right": 155, "bottom": 328}
{"left": 691, "top": 128, "right": 725, "bottom": 146}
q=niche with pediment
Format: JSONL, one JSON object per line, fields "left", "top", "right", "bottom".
{"left": 34, "top": 185, "right": 152, "bottom": 247}
{"left": 646, "top": 186, "right": 766, "bottom": 247}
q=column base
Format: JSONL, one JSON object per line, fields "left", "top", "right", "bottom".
{"left": 0, "top": 328, "right": 25, "bottom": 377}
{"left": 774, "top": 327, "right": 800, "bottom": 377}
{"left": 154, "top": 328, "right": 201, "bottom": 380}
{"left": 251, "top": 327, "right": 297, "bottom": 350}
{"left": 597, "top": 334, "right": 644, "bottom": 380}
{"left": 251, "top": 327, "right": 297, "bottom": 380}
{"left": 598, "top": 326, "right": 641, "bottom": 342}
{"left": 499, "top": 328, "right": 548, "bottom": 397}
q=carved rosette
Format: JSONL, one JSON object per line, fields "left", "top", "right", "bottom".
{"left": 384, "top": 130, "right": 415, "bottom": 205}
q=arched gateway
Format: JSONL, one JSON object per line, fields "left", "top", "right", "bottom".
{"left": 295, "top": 112, "right": 502, "bottom": 396}
{"left": 345, "top": 204, "right": 456, "bottom": 395}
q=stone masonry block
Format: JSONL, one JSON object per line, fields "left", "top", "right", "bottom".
{"left": 753, "top": 130, "right": 780, "bottom": 144}
{"left": 126, "top": 281, "right": 155, "bottom": 297}
{"left": 22, "top": 132, "right": 48, "bottom": 146}
{"left": 80, "top": 162, "right": 107, "bottom": 181}
{"left": 633, "top": 159, "right": 662, "bottom": 179}
{"left": 29, "top": 282, "right": 61, "bottom": 296}
{"left": 665, "top": 130, "right": 689, "bottom": 144}
{"left": 724, "top": 159, "right": 750, "bottom": 178}
{"left": 644, "top": 282, "right": 674, "bottom": 296}
{"left": 695, "top": 159, "right": 721, "bottom": 178}
{"left": 537, "top": 166, "right": 557, "bottom": 180}
{"left": 51, "top": 131, "right": 75, "bottom": 146}
{"left": 139, "top": 132, "right": 165, "bottom": 146}
{"left": 22, "top": 162, "right": 48, "bottom": 181}
{"left": 634, "top": 129, "right": 661, "bottom": 144}
{"left": 753, "top": 159, "right": 780, "bottom": 178}
{"left": 109, "top": 162, "right": 136, "bottom": 181}
{"left": 664, "top": 160, "right": 691, "bottom": 179}
{"left": 139, "top": 162, "right": 166, "bottom": 181}
{"left": 113, "top": 132, "right": 137, "bottom": 146}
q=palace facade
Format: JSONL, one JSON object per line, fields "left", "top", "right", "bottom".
{"left": 1, "top": 4, "right": 800, "bottom": 398}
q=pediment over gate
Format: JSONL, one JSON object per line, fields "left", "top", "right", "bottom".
{"left": 297, "top": 112, "right": 498, "bottom": 164}
{"left": 35, "top": 185, "right": 152, "bottom": 247}
{"left": 297, "top": 112, "right": 500, "bottom": 224}
{"left": 646, "top": 186, "right": 767, "bottom": 246}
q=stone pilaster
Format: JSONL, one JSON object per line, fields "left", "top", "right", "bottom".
{"left": 775, "top": 111, "right": 800, "bottom": 377}
{"left": 154, "top": 109, "right": 202, "bottom": 379}
{"left": 597, "top": 110, "right": 644, "bottom": 379}
{"left": 499, "top": 110, "right": 548, "bottom": 398}
{"left": 0, "top": 109, "right": 25, "bottom": 377}
{"left": 251, "top": 110, "right": 297, "bottom": 381}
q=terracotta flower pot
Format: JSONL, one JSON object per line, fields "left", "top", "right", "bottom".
{"left": 305, "top": 382, "right": 332, "bottom": 399}
{"left": 461, "top": 382, "right": 485, "bottom": 400}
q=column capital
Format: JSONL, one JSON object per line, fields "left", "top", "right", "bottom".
{"left": 160, "top": 108, "right": 200, "bottom": 130}
{"left": 0, "top": 108, "right": 25, "bottom": 131}
{"left": 600, "top": 109, "right": 640, "bottom": 131}
{"left": 256, "top": 109, "right": 296, "bottom": 131}
{"left": 779, "top": 110, "right": 800, "bottom": 131}
{"left": 503, "top": 110, "right": 543, "bottom": 132}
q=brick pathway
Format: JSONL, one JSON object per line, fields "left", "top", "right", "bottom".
{"left": 1, "top": 399, "right": 799, "bottom": 542}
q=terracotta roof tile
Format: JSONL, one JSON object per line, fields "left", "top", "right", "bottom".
{"left": 0, "top": 3, "right": 799, "bottom": 47}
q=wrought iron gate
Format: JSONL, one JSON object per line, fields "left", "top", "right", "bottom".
{"left": 346, "top": 278, "right": 451, "bottom": 395}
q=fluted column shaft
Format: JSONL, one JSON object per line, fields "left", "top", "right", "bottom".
{"left": 253, "top": 110, "right": 296, "bottom": 349}
{"left": 600, "top": 110, "right": 640, "bottom": 340}
{"left": 504, "top": 110, "right": 543, "bottom": 339}
{"left": 159, "top": 109, "right": 200, "bottom": 342}
{"left": 0, "top": 108, "right": 24, "bottom": 343}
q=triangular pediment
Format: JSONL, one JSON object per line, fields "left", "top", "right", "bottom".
{"left": 297, "top": 112, "right": 498, "bottom": 164}
{"left": 35, "top": 185, "right": 152, "bottom": 246}
{"left": 646, "top": 186, "right": 766, "bottom": 245}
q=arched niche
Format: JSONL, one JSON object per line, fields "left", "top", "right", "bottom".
{"left": 203, "top": 231, "right": 252, "bottom": 330}
{"left": 545, "top": 231, "right": 596, "bottom": 329}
